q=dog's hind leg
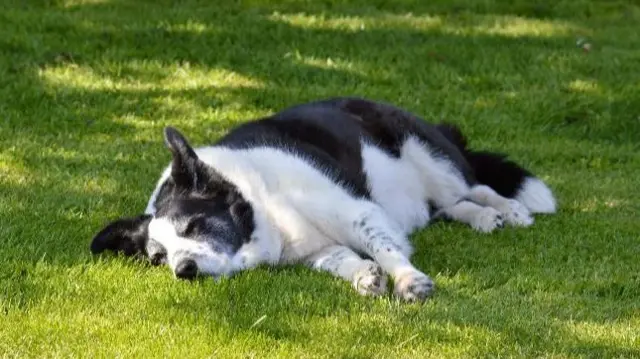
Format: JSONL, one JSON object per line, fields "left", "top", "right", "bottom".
{"left": 465, "top": 184, "right": 533, "bottom": 227}
{"left": 436, "top": 124, "right": 557, "bottom": 215}
{"left": 305, "top": 245, "right": 388, "bottom": 297}
{"left": 451, "top": 148, "right": 551, "bottom": 225}
{"left": 434, "top": 200, "right": 505, "bottom": 233}
{"left": 464, "top": 151, "right": 556, "bottom": 215}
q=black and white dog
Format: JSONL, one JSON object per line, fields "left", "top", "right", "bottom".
{"left": 90, "top": 97, "right": 556, "bottom": 302}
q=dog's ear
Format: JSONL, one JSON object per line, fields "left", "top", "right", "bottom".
{"left": 163, "top": 126, "right": 229, "bottom": 194}
{"left": 164, "top": 126, "right": 202, "bottom": 190}
{"left": 90, "top": 214, "right": 152, "bottom": 257}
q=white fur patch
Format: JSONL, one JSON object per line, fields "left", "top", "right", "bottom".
{"left": 516, "top": 177, "right": 557, "bottom": 214}
{"left": 401, "top": 137, "right": 470, "bottom": 207}
{"left": 361, "top": 143, "right": 430, "bottom": 234}
{"left": 360, "top": 136, "right": 471, "bottom": 234}
{"left": 147, "top": 217, "right": 233, "bottom": 277}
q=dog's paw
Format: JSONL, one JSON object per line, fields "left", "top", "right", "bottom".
{"left": 498, "top": 199, "right": 533, "bottom": 227}
{"left": 471, "top": 207, "right": 504, "bottom": 233}
{"left": 393, "top": 269, "right": 434, "bottom": 302}
{"left": 353, "top": 261, "right": 388, "bottom": 297}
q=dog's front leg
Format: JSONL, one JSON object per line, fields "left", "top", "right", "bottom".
{"left": 305, "top": 245, "right": 388, "bottom": 297}
{"left": 348, "top": 205, "right": 435, "bottom": 302}
{"left": 292, "top": 194, "right": 433, "bottom": 301}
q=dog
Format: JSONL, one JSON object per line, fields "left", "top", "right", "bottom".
{"left": 90, "top": 97, "right": 556, "bottom": 302}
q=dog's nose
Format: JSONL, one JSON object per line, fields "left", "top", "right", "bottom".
{"left": 175, "top": 259, "right": 198, "bottom": 280}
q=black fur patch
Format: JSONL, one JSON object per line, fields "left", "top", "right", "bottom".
{"left": 332, "top": 97, "right": 476, "bottom": 184}
{"left": 436, "top": 123, "right": 531, "bottom": 198}
{"left": 435, "top": 123, "right": 468, "bottom": 151}
{"left": 464, "top": 151, "right": 531, "bottom": 198}
{"left": 90, "top": 215, "right": 152, "bottom": 257}
{"left": 214, "top": 106, "right": 371, "bottom": 199}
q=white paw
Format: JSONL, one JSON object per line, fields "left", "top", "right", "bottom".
{"left": 393, "top": 269, "right": 434, "bottom": 302}
{"left": 353, "top": 261, "right": 388, "bottom": 297}
{"left": 471, "top": 207, "right": 504, "bottom": 233}
{"left": 498, "top": 199, "right": 533, "bottom": 227}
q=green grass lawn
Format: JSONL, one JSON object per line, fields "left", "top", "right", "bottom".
{"left": 1, "top": 0, "right": 639, "bottom": 357}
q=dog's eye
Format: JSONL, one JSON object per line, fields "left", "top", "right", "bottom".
{"left": 150, "top": 252, "right": 166, "bottom": 266}
{"left": 179, "top": 217, "right": 204, "bottom": 237}
{"left": 182, "top": 220, "right": 197, "bottom": 237}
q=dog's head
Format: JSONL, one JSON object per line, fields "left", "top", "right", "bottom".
{"left": 90, "top": 127, "right": 256, "bottom": 280}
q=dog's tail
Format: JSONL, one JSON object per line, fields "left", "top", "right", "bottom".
{"left": 436, "top": 124, "right": 557, "bottom": 214}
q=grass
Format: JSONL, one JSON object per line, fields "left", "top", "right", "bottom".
{"left": 1, "top": 0, "right": 639, "bottom": 357}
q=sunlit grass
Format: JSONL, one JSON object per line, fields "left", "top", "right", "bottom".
{"left": 567, "top": 79, "right": 601, "bottom": 94}
{"left": 1, "top": 0, "right": 639, "bottom": 357}
{"left": 270, "top": 12, "right": 582, "bottom": 38}
{"left": 40, "top": 63, "right": 265, "bottom": 91}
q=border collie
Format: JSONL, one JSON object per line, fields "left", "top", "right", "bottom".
{"left": 90, "top": 97, "right": 556, "bottom": 302}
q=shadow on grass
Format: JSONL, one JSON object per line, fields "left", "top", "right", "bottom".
{"left": 3, "top": 0, "right": 639, "bottom": 151}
